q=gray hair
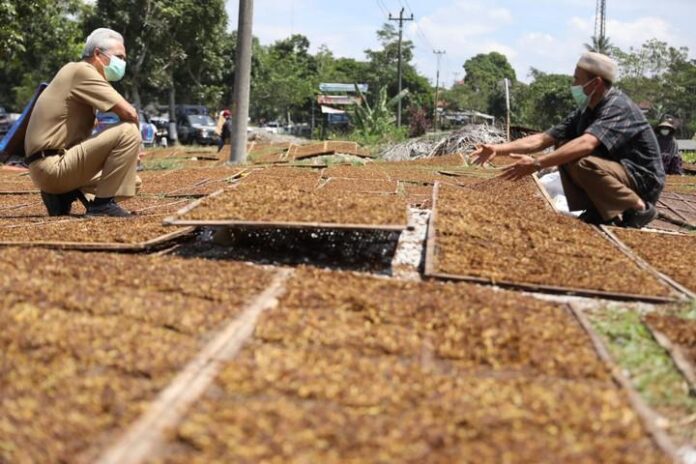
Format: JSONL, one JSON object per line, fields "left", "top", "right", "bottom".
{"left": 82, "top": 28, "right": 124, "bottom": 58}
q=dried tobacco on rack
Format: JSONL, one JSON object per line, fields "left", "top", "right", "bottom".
{"left": 0, "top": 214, "right": 177, "bottom": 244}
{"left": 155, "top": 268, "right": 666, "bottom": 464}
{"left": 0, "top": 248, "right": 275, "bottom": 463}
{"left": 0, "top": 171, "right": 37, "bottom": 192}
{"left": 664, "top": 175, "right": 696, "bottom": 194}
{"left": 612, "top": 228, "right": 696, "bottom": 293}
{"left": 433, "top": 181, "right": 671, "bottom": 296}
{"left": 138, "top": 167, "right": 242, "bottom": 196}
{"left": 178, "top": 170, "right": 408, "bottom": 226}
{"left": 644, "top": 313, "right": 696, "bottom": 367}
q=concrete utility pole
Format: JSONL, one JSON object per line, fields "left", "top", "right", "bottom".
{"left": 229, "top": 0, "right": 254, "bottom": 164}
{"left": 504, "top": 77, "right": 511, "bottom": 141}
{"left": 432, "top": 50, "right": 445, "bottom": 131}
{"left": 389, "top": 7, "right": 413, "bottom": 128}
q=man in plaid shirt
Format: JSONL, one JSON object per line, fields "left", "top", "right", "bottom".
{"left": 473, "top": 52, "right": 664, "bottom": 229}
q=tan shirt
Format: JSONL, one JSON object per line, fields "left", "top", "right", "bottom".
{"left": 24, "top": 61, "right": 123, "bottom": 156}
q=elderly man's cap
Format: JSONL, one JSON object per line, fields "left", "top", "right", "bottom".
{"left": 576, "top": 52, "right": 618, "bottom": 83}
{"left": 658, "top": 116, "right": 677, "bottom": 130}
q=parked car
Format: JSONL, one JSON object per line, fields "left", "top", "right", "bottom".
{"left": 0, "top": 106, "right": 11, "bottom": 138}
{"left": 262, "top": 121, "right": 282, "bottom": 134}
{"left": 177, "top": 114, "right": 219, "bottom": 145}
{"left": 175, "top": 104, "right": 208, "bottom": 119}
{"left": 93, "top": 112, "right": 120, "bottom": 135}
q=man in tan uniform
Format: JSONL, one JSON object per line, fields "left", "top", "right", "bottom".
{"left": 24, "top": 28, "right": 140, "bottom": 217}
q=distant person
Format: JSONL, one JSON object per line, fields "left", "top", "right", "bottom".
{"left": 216, "top": 109, "right": 231, "bottom": 153}
{"left": 655, "top": 116, "right": 683, "bottom": 175}
{"left": 472, "top": 52, "right": 664, "bottom": 229}
{"left": 24, "top": 28, "right": 140, "bottom": 217}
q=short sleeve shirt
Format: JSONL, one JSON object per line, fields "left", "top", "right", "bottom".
{"left": 24, "top": 62, "right": 123, "bottom": 156}
{"left": 546, "top": 88, "right": 665, "bottom": 202}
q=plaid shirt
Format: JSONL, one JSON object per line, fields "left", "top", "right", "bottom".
{"left": 547, "top": 88, "right": 665, "bottom": 203}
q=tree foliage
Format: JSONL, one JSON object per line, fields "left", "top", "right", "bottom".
{"left": 3, "top": 4, "right": 695, "bottom": 140}
{"left": 0, "top": 0, "right": 89, "bottom": 110}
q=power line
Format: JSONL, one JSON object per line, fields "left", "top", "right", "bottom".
{"left": 375, "top": 0, "right": 390, "bottom": 18}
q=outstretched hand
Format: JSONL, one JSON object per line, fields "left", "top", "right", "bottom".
{"left": 498, "top": 154, "right": 538, "bottom": 181}
{"left": 471, "top": 144, "right": 498, "bottom": 165}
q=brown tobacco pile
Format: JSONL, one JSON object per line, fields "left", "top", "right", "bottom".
{"left": 0, "top": 214, "right": 176, "bottom": 244}
{"left": 0, "top": 171, "right": 36, "bottom": 192}
{"left": 434, "top": 181, "right": 671, "bottom": 296}
{"left": 0, "top": 248, "right": 274, "bottom": 462}
{"left": 645, "top": 313, "right": 696, "bottom": 365}
{"left": 405, "top": 153, "right": 465, "bottom": 166}
{"left": 321, "top": 177, "right": 397, "bottom": 194}
{"left": 158, "top": 268, "right": 666, "bottom": 463}
{"left": 256, "top": 269, "right": 609, "bottom": 379}
{"left": 181, "top": 170, "right": 408, "bottom": 226}
{"left": 664, "top": 175, "right": 696, "bottom": 194}
{"left": 322, "top": 165, "right": 390, "bottom": 180}
{"left": 613, "top": 229, "right": 696, "bottom": 293}
{"left": 138, "top": 167, "right": 242, "bottom": 196}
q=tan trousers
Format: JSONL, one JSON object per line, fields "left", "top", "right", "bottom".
{"left": 560, "top": 156, "right": 643, "bottom": 221}
{"left": 29, "top": 122, "right": 141, "bottom": 198}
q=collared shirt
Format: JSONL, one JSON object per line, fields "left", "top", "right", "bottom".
{"left": 24, "top": 62, "right": 123, "bottom": 157}
{"left": 547, "top": 88, "right": 665, "bottom": 203}
{"left": 656, "top": 133, "right": 683, "bottom": 175}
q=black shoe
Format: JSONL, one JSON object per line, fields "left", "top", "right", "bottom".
{"left": 578, "top": 207, "right": 620, "bottom": 226}
{"left": 86, "top": 199, "right": 132, "bottom": 217}
{"left": 40, "top": 190, "right": 83, "bottom": 216}
{"left": 620, "top": 203, "right": 657, "bottom": 229}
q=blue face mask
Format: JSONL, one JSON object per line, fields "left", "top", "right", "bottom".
{"left": 100, "top": 51, "right": 126, "bottom": 82}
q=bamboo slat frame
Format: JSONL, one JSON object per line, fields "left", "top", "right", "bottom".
{"left": 567, "top": 304, "right": 682, "bottom": 462}
{"left": 423, "top": 182, "right": 679, "bottom": 303}
{"left": 164, "top": 189, "right": 409, "bottom": 232}
{"left": 0, "top": 226, "right": 195, "bottom": 251}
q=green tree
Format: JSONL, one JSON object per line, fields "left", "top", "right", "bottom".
{"left": 86, "top": 0, "right": 229, "bottom": 110}
{"left": 251, "top": 34, "right": 318, "bottom": 122}
{"left": 0, "top": 0, "right": 90, "bottom": 110}
{"left": 516, "top": 69, "right": 574, "bottom": 130}
{"left": 362, "top": 24, "right": 431, "bottom": 115}
{"left": 584, "top": 35, "right": 616, "bottom": 55}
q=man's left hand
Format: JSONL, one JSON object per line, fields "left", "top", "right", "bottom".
{"left": 499, "top": 154, "right": 539, "bottom": 181}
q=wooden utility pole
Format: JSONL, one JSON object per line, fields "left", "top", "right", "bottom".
{"left": 432, "top": 50, "right": 445, "bottom": 131}
{"left": 229, "top": 0, "right": 254, "bottom": 164}
{"left": 389, "top": 7, "right": 413, "bottom": 128}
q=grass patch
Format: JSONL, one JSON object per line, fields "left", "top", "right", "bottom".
{"left": 588, "top": 307, "right": 696, "bottom": 445}
{"left": 141, "top": 158, "right": 184, "bottom": 171}
{"left": 589, "top": 308, "right": 695, "bottom": 410}
{"left": 682, "top": 151, "right": 696, "bottom": 164}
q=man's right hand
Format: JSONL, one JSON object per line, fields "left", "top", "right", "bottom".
{"left": 471, "top": 144, "right": 499, "bottom": 165}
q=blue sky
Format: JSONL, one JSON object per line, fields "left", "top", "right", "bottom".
{"left": 226, "top": 0, "right": 696, "bottom": 86}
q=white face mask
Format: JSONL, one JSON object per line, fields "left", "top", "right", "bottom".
{"left": 660, "top": 128, "right": 671, "bottom": 137}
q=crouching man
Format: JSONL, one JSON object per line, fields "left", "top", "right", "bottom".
{"left": 24, "top": 28, "right": 140, "bottom": 217}
{"left": 472, "top": 52, "right": 665, "bottom": 229}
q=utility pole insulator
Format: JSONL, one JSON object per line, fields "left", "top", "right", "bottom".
{"left": 389, "top": 7, "right": 414, "bottom": 129}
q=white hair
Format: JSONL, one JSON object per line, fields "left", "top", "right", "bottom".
{"left": 82, "top": 28, "right": 124, "bottom": 58}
